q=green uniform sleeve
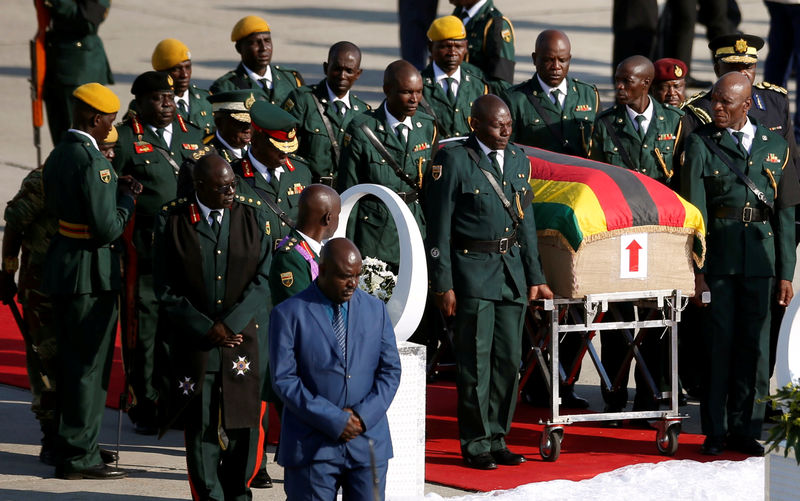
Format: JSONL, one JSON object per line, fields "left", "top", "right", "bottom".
{"left": 483, "top": 16, "right": 515, "bottom": 84}
{"left": 776, "top": 146, "right": 797, "bottom": 281}
{"left": 516, "top": 158, "right": 547, "bottom": 286}
{"left": 337, "top": 124, "right": 364, "bottom": 192}
{"left": 268, "top": 250, "right": 312, "bottom": 305}
{"left": 423, "top": 148, "right": 459, "bottom": 293}
{"left": 82, "top": 153, "right": 133, "bottom": 244}
{"left": 680, "top": 134, "right": 709, "bottom": 274}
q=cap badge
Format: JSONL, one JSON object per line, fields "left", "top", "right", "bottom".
{"left": 245, "top": 93, "right": 255, "bottom": 110}
{"left": 735, "top": 39, "right": 748, "bottom": 53}
{"left": 288, "top": 129, "right": 296, "bottom": 139}
{"left": 674, "top": 65, "right": 683, "bottom": 78}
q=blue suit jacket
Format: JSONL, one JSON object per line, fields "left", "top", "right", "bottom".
{"left": 269, "top": 284, "right": 402, "bottom": 468}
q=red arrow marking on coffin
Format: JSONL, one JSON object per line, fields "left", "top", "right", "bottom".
{"left": 626, "top": 240, "right": 642, "bottom": 272}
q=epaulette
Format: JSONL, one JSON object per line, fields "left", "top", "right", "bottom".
{"left": 279, "top": 237, "right": 298, "bottom": 253}
{"left": 191, "top": 145, "right": 215, "bottom": 161}
{"left": 130, "top": 113, "right": 144, "bottom": 135}
{"left": 683, "top": 90, "right": 709, "bottom": 107}
{"left": 234, "top": 194, "right": 263, "bottom": 209}
{"left": 661, "top": 103, "right": 685, "bottom": 117}
{"left": 160, "top": 197, "right": 190, "bottom": 214}
{"left": 275, "top": 65, "right": 304, "bottom": 87}
{"left": 176, "top": 114, "right": 189, "bottom": 133}
{"left": 685, "top": 104, "right": 712, "bottom": 124}
{"left": 755, "top": 81, "right": 788, "bottom": 94}
{"left": 241, "top": 158, "right": 255, "bottom": 178}
{"left": 285, "top": 156, "right": 296, "bottom": 172}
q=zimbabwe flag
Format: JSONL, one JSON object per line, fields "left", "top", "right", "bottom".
{"left": 521, "top": 145, "right": 706, "bottom": 266}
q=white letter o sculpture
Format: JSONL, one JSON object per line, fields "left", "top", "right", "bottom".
{"left": 334, "top": 184, "right": 427, "bottom": 342}
{"left": 776, "top": 292, "right": 800, "bottom": 386}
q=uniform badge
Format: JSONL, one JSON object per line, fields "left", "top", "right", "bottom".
{"left": 766, "top": 153, "right": 781, "bottom": 163}
{"left": 232, "top": 356, "right": 251, "bottom": 376}
{"left": 241, "top": 159, "right": 254, "bottom": 178}
{"left": 430, "top": 247, "right": 440, "bottom": 258}
{"left": 182, "top": 143, "right": 199, "bottom": 150}
{"left": 265, "top": 221, "right": 271, "bottom": 235}
{"left": 293, "top": 183, "right": 304, "bottom": 194}
{"left": 673, "top": 65, "right": 683, "bottom": 78}
{"left": 283, "top": 98, "right": 294, "bottom": 111}
{"left": 99, "top": 169, "right": 111, "bottom": 184}
{"left": 431, "top": 164, "right": 442, "bottom": 180}
{"left": 178, "top": 376, "right": 195, "bottom": 396}
{"left": 280, "top": 271, "right": 294, "bottom": 287}
{"left": 735, "top": 39, "right": 748, "bottom": 53}
{"left": 657, "top": 133, "right": 675, "bottom": 141}
{"left": 415, "top": 121, "right": 422, "bottom": 128}
{"left": 574, "top": 104, "right": 591, "bottom": 112}
{"left": 134, "top": 141, "right": 153, "bottom": 154}
{"left": 501, "top": 28, "right": 512, "bottom": 43}
{"left": 343, "top": 134, "right": 351, "bottom": 147}
{"left": 188, "top": 203, "right": 202, "bottom": 224}
{"left": 413, "top": 142, "right": 430, "bottom": 152}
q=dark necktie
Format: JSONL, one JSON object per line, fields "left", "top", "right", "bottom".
{"left": 458, "top": 8, "right": 469, "bottom": 21}
{"left": 259, "top": 78, "right": 270, "bottom": 90}
{"left": 396, "top": 123, "right": 408, "bottom": 146}
{"left": 177, "top": 100, "right": 188, "bottom": 118}
{"left": 733, "top": 131, "right": 747, "bottom": 156}
{"left": 334, "top": 100, "right": 347, "bottom": 116}
{"left": 332, "top": 303, "right": 346, "bottom": 361}
{"left": 444, "top": 77, "right": 456, "bottom": 103}
{"left": 488, "top": 151, "right": 502, "bottom": 176}
{"left": 210, "top": 210, "right": 221, "bottom": 238}
{"left": 156, "top": 127, "right": 167, "bottom": 145}
{"left": 635, "top": 115, "right": 646, "bottom": 141}
{"left": 550, "top": 88, "right": 562, "bottom": 109}
{"left": 269, "top": 171, "right": 280, "bottom": 191}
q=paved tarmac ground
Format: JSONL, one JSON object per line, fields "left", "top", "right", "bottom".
{"left": 0, "top": 0, "right": 786, "bottom": 499}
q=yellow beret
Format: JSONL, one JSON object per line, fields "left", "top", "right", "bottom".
{"left": 427, "top": 15, "right": 466, "bottom": 42}
{"left": 231, "top": 15, "right": 270, "bottom": 42}
{"left": 151, "top": 38, "right": 191, "bottom": 71}
{"left": 72, "top": 83, "right": 120, "bottom": 114}
{"left": 103, "top": 126, "right": 118, "bottom": 144}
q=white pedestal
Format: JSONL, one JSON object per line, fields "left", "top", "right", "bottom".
{"left": 385, "top": 341, "right": 426, "bottom": 501}
{"left": 765, "top": 443, "right": 800, "bottom": 500}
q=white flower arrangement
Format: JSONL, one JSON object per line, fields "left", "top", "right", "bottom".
{"left": 358, "top": 257, "right": 397, "bottom": 303}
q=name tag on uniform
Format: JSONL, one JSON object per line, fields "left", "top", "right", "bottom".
{"left": 134, "top": 141, "right": 153, "bottom": 154}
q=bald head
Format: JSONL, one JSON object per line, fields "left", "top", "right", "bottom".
{"left": 710, "top": 71, "right": 752, "bottom": 129}
{"left": 296, "top": 184, "right": 341, "bottom": 241}
{"left": 328, "top": 41, "right": 361, "bottom": 65}
{"left": 471, "top": 94, "right": 511, "bottom": 151}
{"left": 384, "top": 60, "right": 423, "bottom": 120}
{"left": 614, "top": 56, "right": 654, "bottom": 110}
{"left": 318, "top": 238, "right": 362, "bottom": 303}
{"left": 194, "top": 154, "right": 231, "bottom": 183}
{"left": 194, "top": 154, "right": 236, "bottom": 209}
{"left": 471, "top": 94, "right": 508, "bottom": 121}
{"left": 533, "top": 30, "right": 572, "bottom": 87}
{"left": 326, "top": 41, "right": 363, "bottom": 99}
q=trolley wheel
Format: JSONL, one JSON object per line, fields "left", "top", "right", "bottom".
{"left": 540, "top": 428, "right": 562, "bottom": 462}
{"left": 656, "top": 425, "right": 679, "bottom": 456}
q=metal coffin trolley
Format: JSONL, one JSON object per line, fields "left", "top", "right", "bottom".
{"left": 527, "top": 289, "right": 695, "bottom": 462}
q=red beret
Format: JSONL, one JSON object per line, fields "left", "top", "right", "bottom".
{"left": 653, "top": 58, "right": 687, "bottom": 82}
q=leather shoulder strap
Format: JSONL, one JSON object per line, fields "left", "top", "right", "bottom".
{"left": 698, "top": 133, "right": 774, "bottom": 210}
{"left": 241, "top": 177, "right": 297, "bottom": 227}
{"left": 464, "top": 145, "right": 523, "bottom": 227}
{"left": 359, "top": 122, "right": 419, "bottom": 193}
{"left": 600, "top": 114, "right": 637, "bottom": 171}
{"left": 309, "top": 93, "right": 341, "bottom": 166}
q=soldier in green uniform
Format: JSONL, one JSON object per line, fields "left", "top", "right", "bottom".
{"left": 42, "top": 0, "right": 114, "bottom": 145}
{"left": 231, "top": 101, "right": 313, "bottom": 243}
{"left": 338, "top": 60, "right": 437, "bottom": 269}
{"left": 591, "top": 56, "right": 684, "bottom": 186}
{"left": 503, "top": 30, "right": 599, "bottom": 157}
{"left": 0, "top": 126, "right": 118, "bottom": 466}
{"left": 113, "top": 71, "right": 204, "bottom": 435}
{"left": 449, "top": 0, "right": 515, "bottom": 92}
{"left": 41, "top": 83, "right": 141, "bottom": 479}
{"left": 681, "top": 72, "right": 795, "bottom": 456}
{"left": 205, "top": 90, "right": 255, "bottom": 164}
{"left": 151, "top": 38, "right": 214, "bottom": 136}
{"left": 424, "top": 95, "right": 552, "bottom": 470}
{"left": 283, "top": 42, "right": 371, "bottom": 185}
{"left": 211, "top": 15, "right": 304, "bottom": 106}
{"left": 153, "top": 154, "right": 272, "bottom": 500}
{"left": 269, "top": 184, "right": 341, "bottom": 305}
{"left": 651, "top": 58, "right": 688, "bottom": 107}
{"left": 421, "top": 16, "right": 488, "bottom": 140}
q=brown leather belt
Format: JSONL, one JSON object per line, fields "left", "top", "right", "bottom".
{"left": 453, "top": 232, "right": 517, "bottom": 254}
{"left": 58, "top": 220, "right": 92, "bottom": 239}
{"left": 713, "top": 206, "right": 769, "bottom": 223}
{"left": 396, "top": 191, "right": 419, "bottom": 204}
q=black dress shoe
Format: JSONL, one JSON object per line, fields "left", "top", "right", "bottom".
{"left": 700, "top": 436, "right": 725, "bottom": 456}
{"left": 99, "top": 449, "right": 118, "bottom": 464}
{"left": 727, "top": 436, "right": 764, "bottom": 456}
{"left": 250, "top": 467, "right": 273, "bottom": 488}
{"left": 39, "top": 445, "right": 57, "bottom": 466}
{"left": 57, "top": 463, "right": 128, "bottom": 480}
{"left": 491, "top": 448, "right": 526, "bottom": 466}
{"left": 463, "top": 452, "right": 497, "bottom": 470}
{"left": 561, "top": 389, "right": 590, "bottom": 409}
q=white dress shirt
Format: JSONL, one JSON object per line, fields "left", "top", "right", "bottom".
{"left": 476, "top": 137, "right": 505, "bottom": 173}
{"left": 625, "top": 98, "right": 654, "bottom": 135}
{"left": 536, "top": 73, "right": 568, "bottom": 109}
{"left": 727, "top": 117, "right": 757, "bottom": 154}
{"left": 248, "top": 151, "right": 283, "bottom": 183}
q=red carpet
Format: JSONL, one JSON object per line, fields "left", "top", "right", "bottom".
{"left": 425, "top": 381, "right": 750, "bottom": 491}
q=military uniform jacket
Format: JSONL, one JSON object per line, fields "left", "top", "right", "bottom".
{"left": 210, "top": 62, "right": 304, "bottom": 106}
{"left": 180, "top": 84, "right": 214, "bottom": 136}
{"left": 680, "top": 120, "right": 795, "bottom": 281}
{"left": 44, "top": 0, "right": 113, "bottom": 86}
{"left": 454, "top": 0, "right": 515, "bottom": 88}
{"left": 503, "top": 76, "right": 599, "bottom": 157}
{"left": 282, "top": 80, "right": 371, "bottom": 182}
{"left": 203, "top": 133, "right": 246, "bottom": 165}
{"left": 268, "top": 228, "right": 319, "bottom": 306}
{"left": 421, "top": 64, "right": 487, "bottom": 140}
{"left": 41, "top": 131, "right": 134, "bottom": 295}
{"left": 337, "top": 103, "right": 437, "bottom": 265}
{"left": 231, "top": 154, "right": 312, "bottom": 241}
{"left": 683, "top": 83, "right": 800, "bottom": 206}
{"left": 153, "top": 197, "right": 271, "bottom": 430}
{"left": 590, "top": 99, "right": 684, "bottom": 185}
{"left": 423, "top": 135, "right": 546, "bottom": 300}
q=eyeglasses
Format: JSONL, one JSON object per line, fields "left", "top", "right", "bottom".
{"left": 202, "top": 179, "right": 238, "bottom": 194}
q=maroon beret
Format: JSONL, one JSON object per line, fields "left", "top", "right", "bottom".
{"left": 653, "top": 58, "right": 687, "bottom": 82}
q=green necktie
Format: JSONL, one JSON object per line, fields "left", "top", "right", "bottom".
{"left": 550, "top": 88, "right": 562, "bottom": 109}
{"left": 635, "top": 114, "right": 646, "bottom": 141}
{"left": 269, "top": 171, "right": 280, "bottom": 191}
{"left": 334, "top": 101, "right": 347, "bottom": 116}
{"left": 177, "top": 100, "right": 188, "bottom": 118}
{"left": 156, "top": 127, "right": 167, "bottom": 146}
{"left": 444, "top": 77, "right": 456, "bottom": 103}
{"left": 210, "top": 210, "right": 221, "bottom": 238}
{"left": 733, "top": 131, "right": 747, "bottom": 156}
{"left": 396, "top": 124, "right": 408, "bottom": 146}
{"left": 488, "top": 151, "right": 502, "bottom": 176}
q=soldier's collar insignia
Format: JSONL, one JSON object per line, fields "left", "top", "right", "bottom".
{"left": 188, "top": 203, "right": 202, "bottom": 224}
{"left": 134, "top": 141, "right": 153, "bottom": 154}
{"left": 416, "top": 121, "right": 422, "bottom": 128}
{"left": 178, "top": 376, "right": 195, "bottom": 395}
{"left": 232, "top": 356, "right": 251, "bottom": 376}
{"left": 762, "top": 135, "right": 768, "bottom": 141}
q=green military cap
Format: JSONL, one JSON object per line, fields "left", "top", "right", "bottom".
{"left": 208, "top": 90, "right": 258, "bottom": 123}
{"left": 250, "top": 100, "right": 299, "bottom": 153}
{"left": 131, "top": 70, "right": 174, "bottom": 96}
{"left": 708, "top": 34, "right": 764, "bottom": 64}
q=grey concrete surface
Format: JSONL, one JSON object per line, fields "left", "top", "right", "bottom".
{"left": 0, "top": 0, "right": 780, "bottom": 499}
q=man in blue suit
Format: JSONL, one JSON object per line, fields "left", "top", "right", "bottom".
{"left": 269, "top": 238, "right": 402, "bottom": 500}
